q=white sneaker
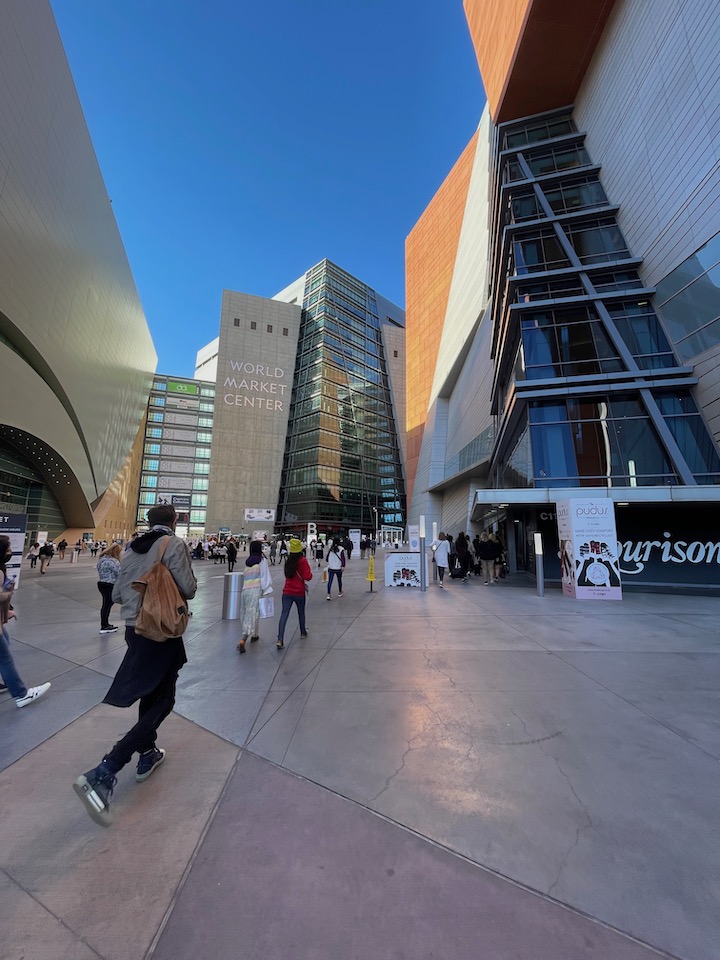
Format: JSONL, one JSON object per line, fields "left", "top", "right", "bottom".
{"left": 16, "top": 682, "right": 51, "bottom": 708}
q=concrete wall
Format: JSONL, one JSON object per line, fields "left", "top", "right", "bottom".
{"left": 205, "top": 291, "right": 301, "bottom": 536}
{"left": 0, "top": 0, "right": 156, "bottom": 526}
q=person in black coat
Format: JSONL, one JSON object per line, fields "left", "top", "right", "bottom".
{"left": 226, "top": 539, "right": 238, "bottom": 572}
{"left": 73, "top": 504, "right": 197, "bottom": 827}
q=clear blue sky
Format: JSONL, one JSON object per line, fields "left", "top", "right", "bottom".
{"left": 50, "top": 0, "right": 486, "bottom": 377}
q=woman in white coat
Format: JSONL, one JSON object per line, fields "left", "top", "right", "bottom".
{"left": 238, "top": 540, "right": 272, "bottom": 653}
{"left": 431, "top": 532, "right": 451, "bottom": 588}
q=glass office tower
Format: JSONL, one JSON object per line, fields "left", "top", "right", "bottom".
{"left": 277, "top": 261, "right": 406, "bottom": 535}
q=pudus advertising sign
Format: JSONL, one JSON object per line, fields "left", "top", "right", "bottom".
{"left": 556, "top": 500, "right": 622, "bottom": 601}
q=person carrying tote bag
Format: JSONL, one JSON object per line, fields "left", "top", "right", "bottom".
{"left": 237, "top": 541, "right": 272, "bottom": 654}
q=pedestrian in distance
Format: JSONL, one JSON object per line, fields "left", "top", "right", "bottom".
{"left": 489, "top": 532, "right": 504, "bottom": 582}
{"left": 0, "top": 535, "right": 51, "bottom": 706}
{"left": 430, "top": 532, "right": 451, "bottom": 588}
{"left": 269, "top": 540, "right": 277, "bottom": 566}
{"left": 26, "top": 542, "right": 40, "bottom": 568}
{"left": 97, "top": 543, "right": 122, "bottom": 634}
{"left": 226, "top": 539, "right": 238, "bottom": 573}
{"left": 237, "top": 540, "right": 272, "bottom": 653}
{"left": 315, "top": 539, "right": 324, "bottom": 567}
{"left": 325, "top": 538, "right": 346, "bottom": 599}
{"left": 57, "top": 539, "right": 67, "bottom": 560}
{"left": 276, "top": 538, "right": 312, "bottom": 649}
{"left": 477, "top": 533, "right": 496, "bottom": 584}
{"left": 73, "top": 504, "right": 197, "bottom": 827}
{"left": 455, "top": 532, "right": 471, "bottom": 582}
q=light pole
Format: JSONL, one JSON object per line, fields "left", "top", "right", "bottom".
{"left": 372, "top": 506, "right": 378, "bottom": 548}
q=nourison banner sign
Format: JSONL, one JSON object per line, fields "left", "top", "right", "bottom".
{"left": 539, "top": 504, "right": 720, "bottom": 588}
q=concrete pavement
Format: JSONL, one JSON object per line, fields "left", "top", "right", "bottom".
{"left": 1, "top": 550, "right": 718, "bottom": 959}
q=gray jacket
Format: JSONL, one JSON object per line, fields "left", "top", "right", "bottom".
{"left": 112, "top": 527, "right": 197, "bottom": 626}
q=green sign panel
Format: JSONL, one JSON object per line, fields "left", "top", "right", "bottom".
{"left": 167, "top": 381, "right": 199, "bottom": 395}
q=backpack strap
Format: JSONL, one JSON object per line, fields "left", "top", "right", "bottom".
{"left": 155, "top": 535, "right": 172, "bottom": 563}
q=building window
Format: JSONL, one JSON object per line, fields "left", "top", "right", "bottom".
{"left": 283, "top": 328, "right": 289, "bottom": 336}
{"left": 147, "top": 427, "right": 163, "bottom": 438}
{"left": 153, "top": 381, "right": 167, "bottom": 391}
{"left": 192, "top": 494, "right": 208, "bottom": 506}
{"left": 192, "top": 477, "right": 209, "bottom": 490}
{"left": 250, "top": 321, "right": 257, "bottom": 330}
{"left": 198, "top": 416, "right": 213, "bottom": 428}
{"left": 267, "top": 324, "right": 273, "bottom": 333}
{"left": 194, "top": 462, "right": 210, "bottom": 475}
{"left": 190, "top": 510, "right": 206, "bottom": 523}
{"left": 393, "top": 350, "right": 398, "bottom": 358}
{"left": 143, "top": 475, "right": 158, "bottom": 488}
{"left": 199, "top": 402, "right": 214, "bottom": 412}
{"left": 195, "top": 447, "right": 211, "bottom": 459}
{"left": 139, "top": 492, "right": 156, "bottom": 505}
{"left": 142, "top": 459, "right": 159, "bottom": 472}
{"left": 150, "top": 412, "right": 164, "bottom": 422}
{"left": 150, "top": 396, "right": 165, "bottom": 407}
{"left": 563, "top": 218, "right": 629, "bottom": 264}
{"left": 196, "top": 431, "right": 212, "bottom": 443}
{"left": 234, "top": 318, "right": 240, "bottom": 327}
{"left": 512, "top": 231, "right": 570, "bottom": 274}
{"left": 200, "top": 387, "right": 215, "bottom": 397}
{"left": 144, "top": 443, "right": 161, "bottom": 455}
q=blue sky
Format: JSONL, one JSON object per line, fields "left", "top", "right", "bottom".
{"left": 51, "top": 0, "right": 486, "bottom": 377}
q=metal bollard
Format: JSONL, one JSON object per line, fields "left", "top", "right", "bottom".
{"left": 222, "top": 571, "right": 244, "bottom": 619}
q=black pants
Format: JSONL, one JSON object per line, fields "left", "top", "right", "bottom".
{"left": 97, "top": 581, "right": 114, "bottom": 629}
{"left": 104, "top": 667, "right": 179, "bottom": 773}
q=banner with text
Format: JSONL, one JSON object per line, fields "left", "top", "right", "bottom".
{"left": 557, "top": 499, "right": 622, "bottom": 601}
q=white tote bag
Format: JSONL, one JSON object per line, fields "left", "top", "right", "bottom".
{"left": 258, "top": 595, "right": 275, "bottom": 619}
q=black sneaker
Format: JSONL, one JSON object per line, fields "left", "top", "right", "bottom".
{"left": 73, "top": 761, "right": 117, "bottom": 827}
{"left": 136, "top": 747, "right": 165, "bottom": 782}
{"left": 100, "top": 625, "right": 118, "bottom": 634}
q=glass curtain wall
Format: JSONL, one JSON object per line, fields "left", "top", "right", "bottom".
{"left": 489, "top": 111, "right": 720, "bottom": 488}
{"left": 277, "top": 261, "right": 406, "bottom": 533}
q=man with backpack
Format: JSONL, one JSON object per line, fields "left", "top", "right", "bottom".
{"left": 73, "top": 504, "right": 197, "bottom": 827}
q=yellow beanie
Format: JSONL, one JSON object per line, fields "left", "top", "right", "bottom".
{"left": 289, "top": 538, "right": 303, "bottom": 554}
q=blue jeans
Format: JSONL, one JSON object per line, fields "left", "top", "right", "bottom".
{"left": 327, "top": 569, "right": 343, "bottom": 595}
{"left": 277, "top": 594, "right": 306, "bottom": 642}
{"left": 0, "top": 624, "right": 27, "bottom": 699}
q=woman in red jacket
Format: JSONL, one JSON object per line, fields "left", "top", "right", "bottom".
{"left": 277, "top": 538, "right": 312, "bottom": 649}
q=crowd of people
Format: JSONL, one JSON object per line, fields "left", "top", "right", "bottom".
{"left": 2, "top": 515, "right": 508, "bottom": 826}
{"left": 431, "top": 531, "right": 507, "bottom": 587}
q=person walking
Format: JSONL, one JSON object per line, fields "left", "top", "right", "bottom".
{"left": 430, "top": 532, "right": 451, "bottom": 588}
{"left": 57, "top": 539, "right": 67, "bottom": 560}
{"left": 276, "top": 538, "right": 312, "bottom": 649}
{"left": 38, "top": 541, "right": 53, "bottom": 574}
{"left": 0, "top": 535, "right": 51, "bottom": 706}
{"left": 489, "top": 533, "right": 504, "bottom": 582}
{"left": 325, "top": 538, "right": 346, "bottom": 600}
{"left": 455, "top": 532, "right": 471, "bottom": 582}
{"left": 73, "top": 504, "right": 197, "bottom": 827}
{"left": 226, "top": 539, "right": 238, "bottom": 573}
{"left": 96, "top": 543, "right": 121, "bottom": 634}
{"left": 314, "top": 539, "right": 324, "bottom": 567}
{"left": 26, "top": 542, "right": 40, "bottom": 568}
{"left": 237, "top": 540, "right": 272, "bottom": 653}
{"left": 269, "top": 540, "right": 277, "bottom": 566}
{"left": 278, "top": 539, "right": 288, "bottom": 563}
{"left": 477, "top": 533, "right": 496, "bottom": 584}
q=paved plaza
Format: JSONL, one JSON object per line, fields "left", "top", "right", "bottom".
{"left": 1, "top": 551, "right": 719, "bottom": 960}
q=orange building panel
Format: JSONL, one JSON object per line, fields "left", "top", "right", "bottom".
{"left": 464, "top": 0, "right": 617, "bottom": 123}
{"left": 405, "top": 131, "right": 478, "bottom": 504}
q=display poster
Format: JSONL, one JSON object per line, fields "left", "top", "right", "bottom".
{"left": 556, "top": 500, "right": 622, "bottom": 600}
{"left": 349, "top": 529, "right": 361, "bottom": 554}
{"left": 37, "top": 530, "right": 49, "bottom": 545}
{"left": 0, "top": 513, "right": 27, "bottom": 588}
{"left": 244, "top": 508, "right": 276, "bottom": 522}
{"left": 384, "top": 551, "right": 427, "bottom": 588}
{"left": 408, "top": 524, "right": 419, "bottom": 551}
{"left": 171, "top": 494, "right": 191, "bottom": 510}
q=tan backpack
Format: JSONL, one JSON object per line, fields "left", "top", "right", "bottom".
{"left": 132, "top": 537, "right": 189, "bottom": 641}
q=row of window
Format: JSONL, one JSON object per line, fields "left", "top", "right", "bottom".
{"left": 234, "top": 318, "right": 290, "bottom": 336}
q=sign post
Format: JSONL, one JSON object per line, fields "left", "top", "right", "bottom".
{"left": 0, "top": 514, "right": 27, "bottom": 587}
{"left": 366, "top": 555, "right": 375, "bottom": 592}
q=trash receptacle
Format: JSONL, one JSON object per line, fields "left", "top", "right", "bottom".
{"left": 222, "top": 571, "right": 243, "bottom": 619}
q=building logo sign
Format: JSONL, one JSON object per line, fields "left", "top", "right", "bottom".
{"left": 167, "top": 381, "right": 199, "bottom": 395}
{"left": 223, "top": 359, "right": 288, "bottom": 411}
{"left": 244, "top": 508, "right": 276, "bottom": 522}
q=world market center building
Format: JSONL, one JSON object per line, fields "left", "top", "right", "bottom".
{"left": 195, "top": 260, "right": 407, "bottom": 541}
{"left": 406, "top": 0, "right": 720, "bottom": 591}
